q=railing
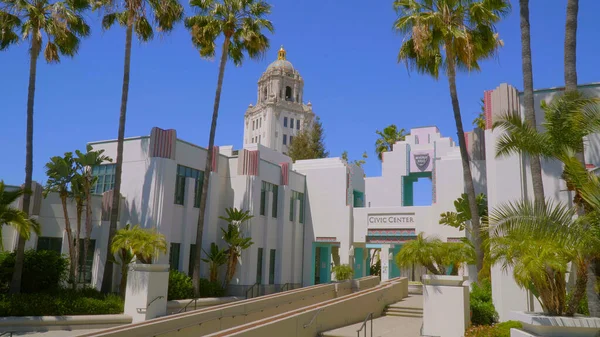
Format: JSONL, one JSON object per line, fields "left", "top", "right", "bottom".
{"left": 177, "top": 298, "right": 200, "bottom": 314}
{"left": 356, "top": 312, "right": 373, "bottom": 337}
{"left": 246, "top": 282, "right": 260, "bottom": 299}
{"left": 280, "top": 283, "right": 291, "bottom": 292}
{"left": 0, "top": 332, "right": 13, "bottom": 337}
{"left": 303, "top": 308, "right": 324, "bottom": 329}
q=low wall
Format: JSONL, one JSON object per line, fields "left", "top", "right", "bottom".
{"left": 166, "top": 297, "right": 241, "bottom": 315}
{"left": 0, "top": 315, "right": 132, "bottom": 333}
{"left": 208, "top": 278, "right": 408, "bottom": 337}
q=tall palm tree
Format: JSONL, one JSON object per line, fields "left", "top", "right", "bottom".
{"left": 393, "top": 0, "right": 510, "bottom": 273}
{"left": 219, "top": 208, "right": 254, "bottom": 288}
{"left": 185, "top": 0, "right": 273, "bottom": 296}
{"left": 75, "top": 145, "right": 112, "bottom": 286}
{"left": 111, "top": 224, "right": 167, "bottom": 298}
{"left": 1, "top": 0, "right": 90, "bottom": 294}
{"left": 71, "top": 173, "right": 85, "bottom": 284}
{"left": 375, "top": 124, "right": 406, "bottom": 161}
{"left": 564, "top": 0, "right": 578, "bottom": 94}
{"left": 43, "top": 152, "right": 77, "bottom": 287}
{"left": 0, "top": 181, "right": 41, "bottom": 250}
{"left": 93, "top": 0, "right": 183, "bottom": 294}
{"left": 519, "top": 0, "right": 544, "bottom": 205}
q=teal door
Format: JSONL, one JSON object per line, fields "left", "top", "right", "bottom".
{"left": 389, "top": 246, "right": 401, "bottom": 278}
{"left": 353, "top": 248, "right": 364, "bottom": 279}
{"left": 317, "top": 247, "right": 331, "bottom": 283}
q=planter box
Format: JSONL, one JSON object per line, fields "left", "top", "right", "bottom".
{"left": 422, "top": 275, "right": 469, "bottom": 337}
{"left": 0, "top": 314, "right": 131, "bottom": 333}
{"left": 124, "top": 263, "right": 169, "bottom": 323}
{"left": 409, "top": 283, "right": 423, "bottom": 294}
{"left": 510, "top": 311, "right": 600, "bottom": 337}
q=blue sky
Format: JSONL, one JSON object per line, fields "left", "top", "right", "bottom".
{"left": 1, "top": 0, "right": 599, "bottom": 205}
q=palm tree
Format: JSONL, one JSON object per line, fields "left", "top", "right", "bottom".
{"left": 219, "top": 208, "right": 254, "bottom": 287}
{"left": 43, "top": 152, "right": 77, "bottom": 287}
{"left": 0, "top": 181, "right": 41, "bottom": 250}
{"left": 564, "top": 0, "right": 578, "bottom": 93}
{"left": 75, "top": 145, "right": 112, "bottom": 286}
{"left": 375, "top": 124, "right": 407, "bottom": 161}
{"left": 93, "top": 0, "right": 184, "bottom": 294}
{"left": 202, "top": 242, "right": 228, "bottom": 283}
{"left": 393, "top": 0, "right": 510, "bottom": 274}
{"left": 1, "top": 0, "right": 90, "bottom": 295}
{"left": 519, "top": 0, "right": 544, "bottom": 205}
{"left": 111, "top": 224, "right": 167, "bottom": 298}
{"left": 185, "top": 0, "right": 273, "bottom": 296}
{"left": 472, "top": 98, "right": 486, "bottom": 130}
{"left": 71, "top": 173, "right": 86, "bottom": 284}
{"left": 487, "top": 198, "right": 600, "bottom": 316}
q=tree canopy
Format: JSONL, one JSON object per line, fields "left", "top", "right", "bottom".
{"left": 287, "top": 117, "right": 328, "bottom": 161}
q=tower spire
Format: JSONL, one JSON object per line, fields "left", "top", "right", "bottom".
{"left": 277, "top": 45, "right": 286, "bottom": 60}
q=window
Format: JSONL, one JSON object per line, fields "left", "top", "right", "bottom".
{"left": 256, "top": 248, "right": 263, "bottom": 284}
{"left": 263, "top": 87, "right": 267, "bottom": 101}
{"left": 252, "top": 137, "right": 254, "bottom": 143}
{"left": 91, "top": 164, "right": 116, "bottom": 194}
{"left": 260, "top": 182, "right": 278, "bottom": 217}
{"left": 269, "top": 249, "right": 276, "bottom": 284}
{"left": 290, "top": 191, "right": 305, "bottom": 223}
{"left": 296, "top": 120, "right": 300, "bottom": 130}
{"left": 283, "top": 135, "right": 287, "bottom": 145}
{"left": 170, "top": 243, "right": 181, "bottom": 271}
{"left": 296, "top": 94, "right": 299, "bottom": 103}
{"left": 78, "top": 239, "right": 95, "bottom": 283}
{"left": 290, "top": 136, "right": 293, "bottom": 145}
{"left": 290, "top": 118, "right": 294, "bottom": 129}
{"left": 252, "top": 120, "right": 255, "bottom": 130}
{"left": 284, "top": 117, "right": 288, "bottom": 127}
{"left": 188, "top": 244, "right": 196, "bottom": 277}
{"left": 175, "top": 165, "right": 203, "bottom": 207}
{"left": 259, "top": 118, "right": 262, "bottom": 128}
{"left": 285, "top": 86, "right": 292, "bottom": 101}
{"left": 353, "top": 190, "right": 365, "bottom": 208}
{"left": 37, "top": 237, "right": 62, "bottom": 254}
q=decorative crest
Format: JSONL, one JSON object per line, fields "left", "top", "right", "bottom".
{"left": 277, "top": 45, "right": 286, "bottom": 60}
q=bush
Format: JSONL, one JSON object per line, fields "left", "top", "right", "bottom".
{"left": 0, "top": 288, "right": 123, "bottom": 316}
{"left": 464, "top": 321, "right": 522, "bottom": 337}
{"left": 470, "top": 280, "right": 498, "bottom": 326}
{"left": 199, "top": 278, "right": 225, "bottom": 298}
{"left": 168, "top": 270, "right": 194, "bottom": 300}
{"left": 0, "top": 250, "right": 68, "bottom": 293}
{"left": 332, "top": 264, "right": 353, "bottom": 281}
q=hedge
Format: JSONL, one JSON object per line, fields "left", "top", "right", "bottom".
{"left": 0, "top": 289, "right": 123, "bottom": 316}
{"left": 0, "top": 250, "right": 68, "bottom": 293}
{"left": 168, "top": 270, "right": 225, "bottom": 300}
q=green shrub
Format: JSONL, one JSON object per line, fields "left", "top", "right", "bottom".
{"left": 168, "top": 270, "right": 194, "bottom": 300}
{"left": 199, "top": 278, "right": 225, "bottom": 298}
{"left": 0, "top": 250, "right": 69, "bottom": 293}
{"left": 470, "top": 280, "right": 498, "bottom": 326}
{"left": 332, "top": 264, "right": 353, "bottom": 281}
{"left": 0, "top": 288, "right": 123, "bottom": 316}
{"left": 464, "top": 321, "right": 522, "bottom": 337}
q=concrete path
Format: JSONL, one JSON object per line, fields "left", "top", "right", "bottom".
{"left": 9, "top": 329, "right": 105, "bottom": 337}
{"left": 322, "top": 295, "right": 423, "bottom": 337}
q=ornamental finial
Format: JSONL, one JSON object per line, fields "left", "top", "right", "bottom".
{"left": 277, "top": 45, "right": 286, "bottom": 60}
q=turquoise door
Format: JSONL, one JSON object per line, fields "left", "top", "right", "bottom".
{"left": 389, "top": 246, "right": 401, "bottom": 278}
{"left": 353, "top": 248, "right": 364, "bottom": 279}
{"left": 319, "top": 246, "right": 331, "bottom": 283}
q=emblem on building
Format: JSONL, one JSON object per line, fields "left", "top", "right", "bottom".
{"left": 414, "top": 153, "right": 431, "bottom": 171}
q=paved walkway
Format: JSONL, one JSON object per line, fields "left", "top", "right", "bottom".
{"left": 10, "top": 329, "right": 105, "bottom": 337}
{"left": 322, "top": 295, "right": 423, "bottom": 337}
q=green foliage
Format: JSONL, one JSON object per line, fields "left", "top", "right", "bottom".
{"left": 0, "top": 288, "right": 123, "bottom": 316}
{"left": 470, "top": 281, "right": 498, "bottom": 326}
{"left": 199, "top": 278, "right": 225, "bottom": 298}
{"left": 473, "top": 98, "right": 486, "bottom": 130}
{"left": 202, "top": 242, "right": 228, "bottom": 283}
{"left": 342, "top": 150, "right": 368, "bottom": 168}
{"left": 370, "top": 259, "right": 381, "bottom": 276}
{"left": 0, "top": 250, "right": 68, "bottom": 294}
{"left": 439, "top": 193, "right": 488, "bottom": 230}
{"left": 465, "top": 321, "right": 522, "bottom": 337}
{"left": 375, "top": 124, "right": 407, "bottom": 161}
{"left": 332, "top": 264, "right": 353, "bottom": 281}
{"left": 220, "top": 208, "right": 254, "bottom": 287}
{"left": 111, "top": 224, "right": 167, "bottom": 264}
{"left": 0, "top": 181, "right": 41, "bottom": 249}
{"left": 287, "top": 117, "right": 329, "bottom": 161}
{"left": 168, "top": 270, "right": 194, "bottom": 300}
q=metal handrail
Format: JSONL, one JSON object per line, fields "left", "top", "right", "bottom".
{"left": 356, "top": 312, "right": 373, "bottom": 337}
{"left": 246, "top": 282, "right": 260, "bottom": 299}
{"left": 280, "top": 283, "right": 290, "bottom": 292}
{"left": 303, "top": 308, "right": 324, "bottom": 328}
{"left": 177, "top": 298, "right": 199, "bottom": 313}
{"left": 147, "top": 296, "right": 164, "bottom": 308}
{"left": 0, "top": 332, "right": 13, "bottom": 337}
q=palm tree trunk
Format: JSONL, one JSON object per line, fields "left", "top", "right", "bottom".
{"left": 564, "top": 0, "right": 578, "bottom": 93}
{"left": 519, "top": 0, "right": 545, "bottom": 205}
{"left": 567, "top": 257, "right": 588, "bottom": 316}
{"left": 10, "top": 34, "right": 40, "bottom": 294}
{"left": 445, "top": 45, "right": 483, "bottom": 274}
{"left": 61, "top": 194, "right": 76, "bottom": 288}
{"left": 74, "top": 200, "right": 82, "bottom": 285}
{"left": 83, "top": 175, "right": 92, "bottom": 286}
{"left": 101, "top": 16, "right": 133, "bottom": 294}
{"left": 119, "top": 262, "right": 128, "bottom": 299}
{"left": 193, "top": 37, "right": 231, "bottom": 296}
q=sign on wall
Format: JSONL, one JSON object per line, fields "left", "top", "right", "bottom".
{"left": 367, "top": 214, "right": 416, "bottom": 225}
{"left": 410, "top": 149, "right": 434, "bottom": 173}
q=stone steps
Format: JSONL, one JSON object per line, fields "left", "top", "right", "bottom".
{"left": 383, "top": 302, "right": 423, "bottom": 318}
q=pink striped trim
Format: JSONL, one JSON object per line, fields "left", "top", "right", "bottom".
{"left": 239, "top": 149, "right": 259, "bottom": 176}
{"left": 484, "top": 90, "right": 492, "bottom": 129}
{"left": 150, "top": 127, "right": 177, "bottom": 159}
{"left": 280, "top": 162, "right": 289, "bottom": 185}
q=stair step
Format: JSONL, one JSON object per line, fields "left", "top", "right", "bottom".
{"left": 385, "top": 307, "right": 423, "bottom": 314}
{"left": 384, "top": 311, "right": 423, "bottom": 318}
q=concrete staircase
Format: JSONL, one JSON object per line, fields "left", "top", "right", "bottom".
{"left": 383, "top": 303, "right": 423, "bottom": 318}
